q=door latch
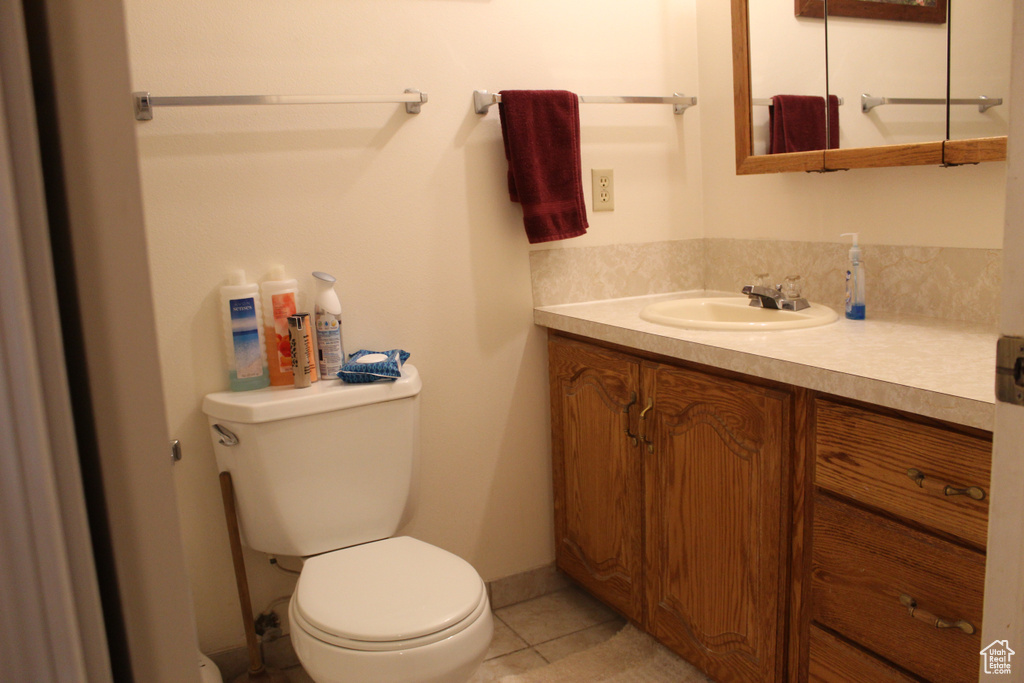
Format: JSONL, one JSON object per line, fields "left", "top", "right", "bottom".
{"left": 996, "top": 336, "right": 1024, "bottom": 406}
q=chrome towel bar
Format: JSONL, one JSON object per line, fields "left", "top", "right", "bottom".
{"left": 752, "top": 97, "right": 845, "bottom": 106}
{"left": 473, "top": 90, "right": 697, "bottom": 116}
{"left": 750, "top": 95, "right": 999, "bottom": 114}
{"left": 861, "top": 94, "right": 1002, "bottom": 113}
{"left": 133, "top": 88, "right": 428, "bottom": 120}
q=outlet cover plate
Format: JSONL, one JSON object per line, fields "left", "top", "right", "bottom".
{"left": 592, "top": 169, "right": 614, "bottom": 212}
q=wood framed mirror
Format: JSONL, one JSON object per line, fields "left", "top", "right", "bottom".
{"left": 731, "top": 0, "right": 1008, "bottom": 174}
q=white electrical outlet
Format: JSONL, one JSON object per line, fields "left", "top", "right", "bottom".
{"left": 592, "top": 169, "right": 614, "bottom": 211}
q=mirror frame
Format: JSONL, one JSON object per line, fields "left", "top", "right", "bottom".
{"left": 731, "top": 0, "right": 1007, "bottom": 174}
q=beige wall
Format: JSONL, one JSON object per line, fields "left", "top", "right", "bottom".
{"left": 124, "top": 0, "right": 1008, "bottom": 654}
{"left": 125, "top": 0, "right": 700, "bottom": 652}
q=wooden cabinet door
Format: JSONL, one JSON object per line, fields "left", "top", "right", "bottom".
{"left": 644, "top": 362, "right": 789, "bottom": 683}
{"left": 549, "top": 336, "right": 644, "bottom": 622}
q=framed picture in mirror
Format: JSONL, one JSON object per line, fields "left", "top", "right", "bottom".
{"left": 795, "top": 0, "right": 947, "bottom": 24}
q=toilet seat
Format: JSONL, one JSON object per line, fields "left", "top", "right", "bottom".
{"left": 292, "top": 537, "right": 487, "bottom": 652}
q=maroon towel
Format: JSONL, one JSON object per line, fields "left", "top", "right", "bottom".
{"left": 499, "top": 90, "right": 588, "bottom": 244}
{"left": 769, "top": 95, "right": 840, "bottom": 154}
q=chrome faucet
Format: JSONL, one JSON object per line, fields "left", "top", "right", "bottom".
{"left": 742, "top": 276, "right": 810, "bottom": 311}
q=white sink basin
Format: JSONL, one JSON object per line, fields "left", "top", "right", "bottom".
{"left": 640, "top": 296, "right": 839, "bottom": 331}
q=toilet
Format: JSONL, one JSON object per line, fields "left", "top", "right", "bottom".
{"left": 198, "top": 651, "right": 221, "bottom": 683}
{"left": 202, "top": 365, "right": 493, "bottom": 683}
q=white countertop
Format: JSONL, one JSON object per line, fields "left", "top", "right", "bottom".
{"left": 535, "top": 291, "right": 997, "bottom": 431}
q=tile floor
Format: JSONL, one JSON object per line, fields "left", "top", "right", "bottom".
{"left": 279, "top": 585, "right": 626, "bottom": 683}
{"left": 471, "top": 586, "right": 626, "bottom": 681}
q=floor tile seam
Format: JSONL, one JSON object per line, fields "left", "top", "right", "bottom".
{"left": 493, "top": 612, "right": 525, "bottom": 640}
{"left": 482, "top": 643, "right": 541, "bottom": 663}
{"left": 515, "top": 613, "right": 625, "bottom": 648}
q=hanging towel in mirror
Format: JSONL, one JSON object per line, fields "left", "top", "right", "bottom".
{"left": 499, "top": 90, "right": 588, "bottom": 244}
{"left": 769, "top": 95, "right": 840, "bottom": 154}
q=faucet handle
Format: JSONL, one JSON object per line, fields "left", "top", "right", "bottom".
{"left": 754, "top": 272, "right": 771, "bottom": 288}
{"left": 782, "top": 275, "right": 802, "bottom": 299}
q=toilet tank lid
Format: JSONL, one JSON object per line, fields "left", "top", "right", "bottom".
{"left": 202, "top": 365, "right": 421, "bottom": 424}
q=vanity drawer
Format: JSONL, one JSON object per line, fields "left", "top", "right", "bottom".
{"left": 814, "top": 399, "right": 991, "bottom": 547}
{"left": 812, "top": 494, "right": 984, "bottom": 683}
{"left": 808, "top": 626, "right": 918, "bottom": 683}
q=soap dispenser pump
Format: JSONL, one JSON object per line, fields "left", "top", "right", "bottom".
{"left": 841, "top": 233, "right": 866, "bottom": 320}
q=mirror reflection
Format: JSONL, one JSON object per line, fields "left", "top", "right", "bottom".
{"left": 827, "top": 7, "right": 948, "bottom": 149}
{"left": 733, "top": 0, "right": 1010, "bottom": 173}
{"left": 948, "top": 0, "right": 1012, "bottom": 141}
{"left": 748, "top": 0, "right": 827, "bottom": 155}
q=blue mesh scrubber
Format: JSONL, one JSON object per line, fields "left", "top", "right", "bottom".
{"left": 338, "top": 349, "right": 410, "bottom": 383}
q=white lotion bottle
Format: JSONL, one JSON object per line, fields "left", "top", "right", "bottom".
{"left": 312, "top": 271, "right": 344, "bottom": 379}
{"left": 220, "top": 269, "right": 270, "bottom": 391}
{"left": 841, "top": 232, "right": 866, "bottom": 320}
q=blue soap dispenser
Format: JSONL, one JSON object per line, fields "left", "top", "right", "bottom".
{"left": 841, "top": 232, "right": 866, "bottom": 320}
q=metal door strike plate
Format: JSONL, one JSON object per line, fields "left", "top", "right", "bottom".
{"left": 996, "top": 336, "right": 1024, "bottom": 406}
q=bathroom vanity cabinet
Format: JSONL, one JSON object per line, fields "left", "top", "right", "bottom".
{"left": 549, "top": 334, "right": 794, "bottom": 682}
{"left": 547, "top": 333, "right": 992, "bottom": 683}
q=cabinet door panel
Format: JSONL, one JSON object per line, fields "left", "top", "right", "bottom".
{"left": 549, "top": 337, "right": 644, "bottom": 621}
{"left": 644, "top": 363, "right": 788, "bottom": 683}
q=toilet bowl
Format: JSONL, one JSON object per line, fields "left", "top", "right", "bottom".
{"left": 288, "top": 537, "right": 493, "bottom": 683}
{"left": 202, "top": 366, "right": 493, "bottom": 683}
{"left": 198, "top": 651, "right": 221, "bottom": 683}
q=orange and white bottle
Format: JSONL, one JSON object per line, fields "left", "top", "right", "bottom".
{"left": 261, "top": 266, "right": 317, "bottom": 385}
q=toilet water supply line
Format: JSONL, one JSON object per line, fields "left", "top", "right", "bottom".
{"left": 268, "top": 555, "right": 301, "bottom": 576}
{"left": 260, "top": 559, "right": 299, "bottom": 643}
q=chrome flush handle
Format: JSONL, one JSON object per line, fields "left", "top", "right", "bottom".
{"left": 212, "top": 424, "right": 239, "bottom": 446}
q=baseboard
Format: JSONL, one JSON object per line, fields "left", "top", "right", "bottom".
{"left": 487, "top": 562, "right": 569, "bottom": 610}
{"left": 207, "top": 635, "right": 299, "bottom": 682}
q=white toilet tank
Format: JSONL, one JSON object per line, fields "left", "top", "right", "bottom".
{"left": 202, "top": 366, "right": 422, "bottom": 557}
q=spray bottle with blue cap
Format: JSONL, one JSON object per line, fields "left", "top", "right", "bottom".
{"left": 841, "top": 233, "right": 866, "bottom": 320}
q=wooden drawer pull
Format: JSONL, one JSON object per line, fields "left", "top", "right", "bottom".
{"left": 906, "top": 468, "right": 986, "bottom": 501}
{"left": 898, "top": 593, "right": 976, "bottom": 634}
